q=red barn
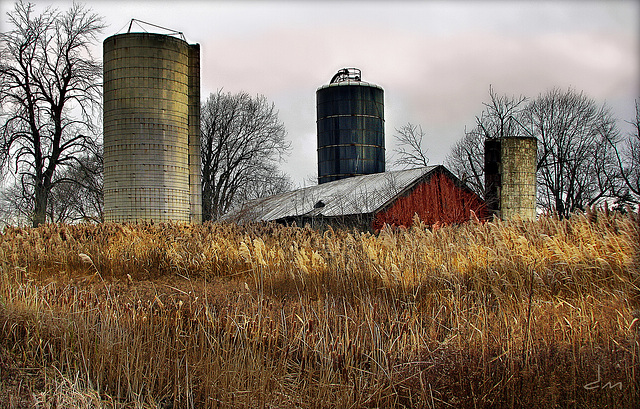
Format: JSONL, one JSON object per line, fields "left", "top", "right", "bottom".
{"left": 227, "top": 165, "right": 487, "bottom": 231}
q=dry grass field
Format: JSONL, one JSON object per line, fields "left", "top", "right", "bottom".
{"left": 0, "top": 210, "right": 638, "bottom": 408}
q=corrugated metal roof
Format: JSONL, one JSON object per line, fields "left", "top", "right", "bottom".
{"left": 231, "top": 166, "right": 439, "bottom": 222}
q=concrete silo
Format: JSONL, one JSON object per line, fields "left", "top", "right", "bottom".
{"left": 484, "top": 136, "right": 537, "bottom": 221}
{"left": 500, "top": 136, "right": 537, "bottom": 220}
{"left": 316, "top": 68, "right": 385, "bottom": 184}
{"left": 103, "top": 31, "right": 202, "bottom": 223}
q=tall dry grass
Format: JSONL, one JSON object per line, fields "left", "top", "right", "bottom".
{"left": 0, "top": 210, "right": 638, "bottom": 408}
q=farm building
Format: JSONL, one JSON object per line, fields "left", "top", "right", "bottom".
{"left": 226, "top": 165, "right": 487, "bottom": 231}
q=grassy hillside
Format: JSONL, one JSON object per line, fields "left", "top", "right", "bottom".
{"left": 1, "top": 211, "right": 638, "bottom": 408}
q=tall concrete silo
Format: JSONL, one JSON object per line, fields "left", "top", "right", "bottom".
{"left": 316, "top": 68, "right": 385, "bottom": 184}
{"left": 484, "top": 136, "right": 537, "bottom": 221}
{"left": 103, "top": 31, "right": 202, "bottom": 223}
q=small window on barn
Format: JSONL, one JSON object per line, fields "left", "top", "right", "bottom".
{"left": 314, "top": 200, "right": 325, "bottom": 208}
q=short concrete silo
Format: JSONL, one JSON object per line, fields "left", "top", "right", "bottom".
{"left": 484, "top": 136, "right": 537, "bottom": 221}
{"left": 103, "top": 31, "right": 202, "bottom": 223}
{"left": 316, "top": 68, "right": 385, "bottom": 184}
{"left": 500, "top": 136, "right": 537, "bottom": 220}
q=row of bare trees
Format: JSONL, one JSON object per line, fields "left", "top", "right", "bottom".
{"left": 439, "top": 87, "right": 638, "bottom": 217}
{"left": 395, "top": 87, "right": 639, "bottom": 218}
{"left": 2, "top": 1, "right": 637, "bottom": 225}
{"left": 614, "top": 100, "right": 640, "bottom": 203}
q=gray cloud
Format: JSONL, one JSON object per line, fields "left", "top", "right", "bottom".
{"left": 5, "top": 0, "right": 637, "bottom": 185}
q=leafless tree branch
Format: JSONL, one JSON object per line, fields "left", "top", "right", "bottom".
{"left": 525, "top": 88, "right": 621, "bottom": 217}
{"left": 446, "top": 86, "right": 624, "bottom": 216}
{"left": 393, "top": 123, "right": 429, "bottom": 169}
{"left": 200, "top": 90, "right": 292, "bottom": 221}
{"left": 0, "top": 1, "right": 104, "bottom": 226}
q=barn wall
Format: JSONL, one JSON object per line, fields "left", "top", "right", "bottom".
{"left": 372, "top": 171, "right": 487, "bottom": 230}
{"left": 280, "top": 214, "right": 373, "bottom": 232}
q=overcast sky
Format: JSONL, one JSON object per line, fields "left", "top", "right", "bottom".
{"left": 3, "top": 0, "right": 638, "bottom": 186}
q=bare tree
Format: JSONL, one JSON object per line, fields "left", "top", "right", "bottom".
{"left": 228, "top": 166, "right": 293, "bottom": 214}
{"left": 0, "top": 179, "right": 32, "bottom": 226}
{"left": 445, "top": 86, "right": 528, "bottom": 197}
{"left": 474, "top": 85, "right": 528, "bottom": 141}
{"left": 47, "top": 146, "right": 103, "bottom": 223}
{"left": 525, "top": 88, "right": 621, "bottom": 217}
{"left": 610, "top": 100, "right": 640, "bottom": 205}
{"left": 445, "top": 127, "right": 485, "bottom": 197}
{"left": 447, "top": 87, "right": 623, "bottom": 216}
{"left": 0, "top": 1, "right": 104, "bottom": 226}
{"left": 393, "top": 123, "right": 429, "bottom": 169}
{"left": 200, "top": 90, "right": 292, "bottom": 221}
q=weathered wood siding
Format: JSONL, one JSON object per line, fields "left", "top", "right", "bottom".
{"left": 372, "top": 170, "right": 487, "bottom": 230}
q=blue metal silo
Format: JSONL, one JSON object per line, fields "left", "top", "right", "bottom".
{"left": 316, "top": 68, "right": 385, "bottom": 184}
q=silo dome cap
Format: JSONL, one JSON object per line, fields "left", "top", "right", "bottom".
{"left": 319, "top": 67, "right": 382, "bottom": 91}
{"left": 330, "top": 68, "right": 362, "bottom": 83}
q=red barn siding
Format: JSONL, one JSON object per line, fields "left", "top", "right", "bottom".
{"left": 372, "top": 171, "right": 487, "bottom": 230}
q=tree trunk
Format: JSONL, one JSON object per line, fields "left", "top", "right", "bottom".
{"left": 33, "top": 182, "right": 48, "bottom": 227}
{"left": 555, "top": 196, "right": 565, "bottom": 219}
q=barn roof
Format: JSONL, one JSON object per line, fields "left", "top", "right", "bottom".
{"left": 228, "top": 165, "right": 441, "bottom": 222}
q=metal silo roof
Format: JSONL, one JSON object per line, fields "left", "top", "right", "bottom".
{"left": 316, "top": 80, "right": 384, "bottom": 92}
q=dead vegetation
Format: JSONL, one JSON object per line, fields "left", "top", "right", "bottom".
{"left": 0, "top": 211, "right": 638, "bottom": 408}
